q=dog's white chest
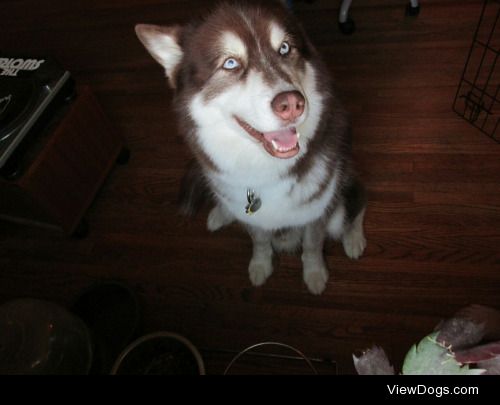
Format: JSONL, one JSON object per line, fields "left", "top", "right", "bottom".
{"left": 211, "top": 168, "right": 338, "bottom": 230}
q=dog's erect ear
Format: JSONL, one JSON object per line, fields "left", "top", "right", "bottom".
{"left": 135, "top": 24, "right": 183, "bottom": 88}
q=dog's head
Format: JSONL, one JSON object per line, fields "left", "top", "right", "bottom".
{"left": 136, "top": 1, "right": 327, "bottom": 164}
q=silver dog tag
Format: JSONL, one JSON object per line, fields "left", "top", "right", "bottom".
{"left": 245, "top": 189, "right": 261, "bottom": 215}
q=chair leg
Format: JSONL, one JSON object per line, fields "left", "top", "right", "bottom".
{"left": 338, "top": 0, "right": 355, "bottom": 35}
{"left": 338, "top": 0, "right": 352, "bottom": 23}
{"left": 407, "top": 0, "right": 420, "bottom": 16}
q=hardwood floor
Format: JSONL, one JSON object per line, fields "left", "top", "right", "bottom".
{"left": 1, "top": 0, "right": 499, "bottom": 374}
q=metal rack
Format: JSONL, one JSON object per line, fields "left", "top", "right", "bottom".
{"left": 453, "top": 0, "right": 500, "bottom": 143}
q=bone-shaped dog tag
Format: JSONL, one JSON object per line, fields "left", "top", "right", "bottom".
{"left": 245, "top": 189, "right": 261, "bottom": 215}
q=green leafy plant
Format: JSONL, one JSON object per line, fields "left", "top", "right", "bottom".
{"left": 354, "top": 312, "right": 500, "bottom": 375}
{"left": 402, "top": 332, "right": 484, "bottom": 375}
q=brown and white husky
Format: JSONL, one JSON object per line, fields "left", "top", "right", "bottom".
{"left": 135, "top": 0, "right": 366, "bottom": 294}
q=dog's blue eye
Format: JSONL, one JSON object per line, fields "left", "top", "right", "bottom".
{"left": 279, "top": 41, "right": 290, "bottom": 56}
{"left": 223, "top": 58, "right": 240, "bottom": 70}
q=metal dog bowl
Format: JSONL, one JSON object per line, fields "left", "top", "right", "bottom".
{"left": 111, "top": 332, "right": 205, "bottom": 375}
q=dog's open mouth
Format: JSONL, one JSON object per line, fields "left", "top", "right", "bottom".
{"left": 235, "top": 116, "right": 300, "bottom": 159}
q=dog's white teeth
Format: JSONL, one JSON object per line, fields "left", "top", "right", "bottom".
{"left": 296, "top": 131, "right": 301, "bottom": 139}
{"left": 273, "top": 142, "right": 285, "bottom": 152}
{"left": 271, "top": 140, "right": 298, "bottom": 153}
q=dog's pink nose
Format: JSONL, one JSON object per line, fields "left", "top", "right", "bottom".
{"left": 271, "top": 91, "right": 305, "bottom": 122}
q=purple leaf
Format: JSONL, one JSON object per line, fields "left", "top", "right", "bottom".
{"left": 455, "top": 341, "right": 500, "bottom": 363}
{"left": 353, "top": 346, "right": 395, "bottom": 375}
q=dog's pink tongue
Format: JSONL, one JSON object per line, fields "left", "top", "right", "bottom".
{"left": 262, "top": 127, "right": 298, "bottom": 150}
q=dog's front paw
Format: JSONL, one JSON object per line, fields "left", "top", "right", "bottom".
{"left": 248, "top": 259, "right": 273, "bottom": 287}
{"left": 342, "top": 229, "right": 366, "bottom": 260}
{"left": 304, "top": 268, "right": 329, "bottom": 295}
{"left": 207, "top": 205, "right": 233, "bottom": 232}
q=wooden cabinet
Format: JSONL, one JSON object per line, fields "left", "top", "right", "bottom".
{"left": 0, "top": 86, "right": 125, "bottom": 235}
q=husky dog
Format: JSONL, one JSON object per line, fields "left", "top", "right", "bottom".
{"left": 135, "top": 0, "right": 366, "bottom": 294}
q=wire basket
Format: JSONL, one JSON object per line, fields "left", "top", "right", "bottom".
{"left": 223, "top": 342, "right": 320, "bottom": 375}
{"left": 453, "top": 0, "right": 500, "bottom": 143}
